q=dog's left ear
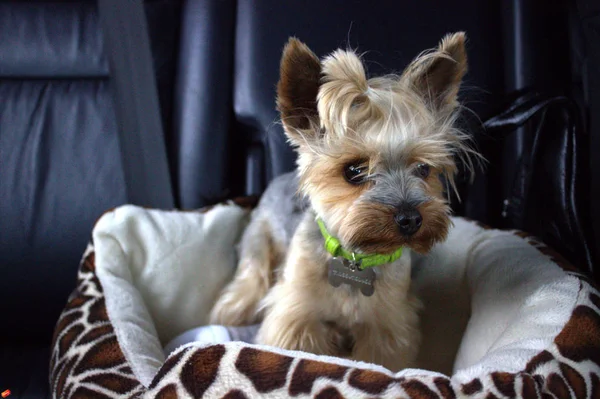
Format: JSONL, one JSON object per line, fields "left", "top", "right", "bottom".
{"left": 401, "top": 32, "right": 467, "bottom": 113}
{"left": 277, "top": 38, "right": 322, "bottom": 146}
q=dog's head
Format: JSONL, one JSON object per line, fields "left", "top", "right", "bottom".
{"left": 277, "top": 33, "right": 478, "bottom": 254}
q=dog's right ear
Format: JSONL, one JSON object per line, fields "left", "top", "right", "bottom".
{"left": 277, "top": 38, "right": 322, "bottom": 146}
{"left": 400, "top": 32, "right": 467, "bottom": 114}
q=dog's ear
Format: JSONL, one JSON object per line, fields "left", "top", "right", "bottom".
{"left": 401, "top": 32, "right": 467, "bottom": 113}
{"left": 277, "top": 38, "right": 322, "bottom": 146}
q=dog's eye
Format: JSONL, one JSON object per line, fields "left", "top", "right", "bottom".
{"left": 343, "top": 163, "right": 368, "bottom": 184}
{"left": 415, "top": 163, "right": 430, "bottom": 179}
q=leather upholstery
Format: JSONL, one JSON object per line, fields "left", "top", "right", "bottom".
{"left": 172, "top": 0, "right": 236, "bottom": 209}
{"left": 484, "top": 92, "right": 596, "bottom": 276}
{"left": 0, "top": 79, "right": 124, "bottom": 341}
{"left": 0, "top": 2, "right": 115, "bottom": 345}
{"left": 0, "top": 0, "right": 596, "bottom": 397}
{"left": 493, "top": 0, "right": 573, "bottom": 230}
{"left": 0, "top": 2, "right": 180, "bottom": 397}
{"left": 0, "top": 2, "right": 108, "bottom": 77}
{"left": 0, "top": 0, "right": 180, "bottom": 343}
{"left": 576, "top": 0, "right": 600, "bottom": 276}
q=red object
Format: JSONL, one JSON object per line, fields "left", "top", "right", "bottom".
{"left": 1, "top": 390, "right": 10, "bottom": 398}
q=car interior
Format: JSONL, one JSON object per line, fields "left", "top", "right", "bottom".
{"left": 0, "top": 0, "right": 598, "bottom": 397}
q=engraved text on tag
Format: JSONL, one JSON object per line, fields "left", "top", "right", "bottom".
{"left": 327, "top": 257, "right": 375, "bottom": 296}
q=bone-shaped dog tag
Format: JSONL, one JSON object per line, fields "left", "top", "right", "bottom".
{"left": 327, "top": 257, "right": 375, "bottom": 296}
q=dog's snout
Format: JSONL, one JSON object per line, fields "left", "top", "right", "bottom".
{"left": 394, "top": 207, "right": 423, "bottom": 236}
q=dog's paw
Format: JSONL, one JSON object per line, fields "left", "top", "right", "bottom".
{"left": 209, "top": 291, "right": 261, "bottom": 326}
{"left": 256, "top": 305, "right": 349, "bottom": 357}
{"left": 209, "top": 258, "right": 270, "bottom": 326}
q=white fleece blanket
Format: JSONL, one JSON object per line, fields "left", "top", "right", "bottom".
{"left": 93, "top": 204, "right": 250, "bottom": 386}
{"left": 92, "top": 204, "right": 583, "bottom": 388}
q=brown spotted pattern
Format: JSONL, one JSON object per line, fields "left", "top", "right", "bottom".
{"left": 50, "top": 245, "right": 144, "bottom": 398}
{"left": 289, "top": 359, "right": 349, "bottom": 395}
{"left": 462, "top": 378, "right": 483, "bottom": 395}
{"left": 50, "top": 210, "right": 600, "bottom": 398}
{"left": 235, "top": 347, "right": 295, "bottom": 393}
{"left": 347, "top": 368, "right": 397, "bottom": 395}
{"left": 181, "top": 345, "right": 227, "bottom": 397}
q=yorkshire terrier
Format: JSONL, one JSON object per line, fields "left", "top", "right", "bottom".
{"left": 210, "top": 32, "right": 477, "bottom": 371}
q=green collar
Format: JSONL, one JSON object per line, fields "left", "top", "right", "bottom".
{"left": 316, "top": 218, "right": 403, "bottom": 269}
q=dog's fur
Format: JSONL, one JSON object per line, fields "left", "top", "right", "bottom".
{"left": 210, "top": 33, "right": 477, "bottom": 371}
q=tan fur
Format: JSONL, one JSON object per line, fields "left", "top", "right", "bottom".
{"left": 210, "top": 213, "right": 285, "bottom": 326}
{"left": 255, "top": 213, "right": 422, "bottom": 370}
{"left": 211, "top": 33, "right": 481, "bottom": 372}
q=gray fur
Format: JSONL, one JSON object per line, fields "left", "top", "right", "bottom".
{"left": 248, "top": 167, "right": 431, "bottom": 248}
{"left": 254, "top": 171, "right": 307, "bottom": 244}
{"left": 364, "top": 169, "right": 430, "bottom": 209}
{"left": 240, "top": 166, "right": 432, "bottom": 267}
{"left": 236, "top": 172, "right": 307, "bottom": 266}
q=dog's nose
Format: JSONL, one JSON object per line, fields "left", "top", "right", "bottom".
{"left": 394, "top": 208, "right": 423, "bottom": 236}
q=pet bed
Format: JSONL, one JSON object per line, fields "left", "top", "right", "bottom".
{"left": 50, "top": 199, "right": 600, "bottom": 398}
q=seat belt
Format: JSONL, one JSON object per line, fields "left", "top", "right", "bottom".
{"left": 97, "top": 0, "right": 174, "bottom": 209}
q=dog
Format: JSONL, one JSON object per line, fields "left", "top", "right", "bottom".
{"left": 210, "top": 32, "right": 478, "bottom": 371}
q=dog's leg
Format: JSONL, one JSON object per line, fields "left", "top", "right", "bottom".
{"left": 351, "top": 319, "right": 420, "bottom": 372}
{"left": 255, "top": 283, "right": 345, "bottom": 356}
{"left": 210, "top": 173, "right": 304, "bottom": 326}
{"left": 209, "top": 214, "right": 281, "bottom": 326}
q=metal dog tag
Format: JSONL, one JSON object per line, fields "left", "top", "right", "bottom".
{"left": 327, "top": 257, "right": 375, "bottom": 296}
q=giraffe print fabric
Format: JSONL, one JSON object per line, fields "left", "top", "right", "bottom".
{"left": 50, "top": 200, "right": 600, "bottom": 398}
